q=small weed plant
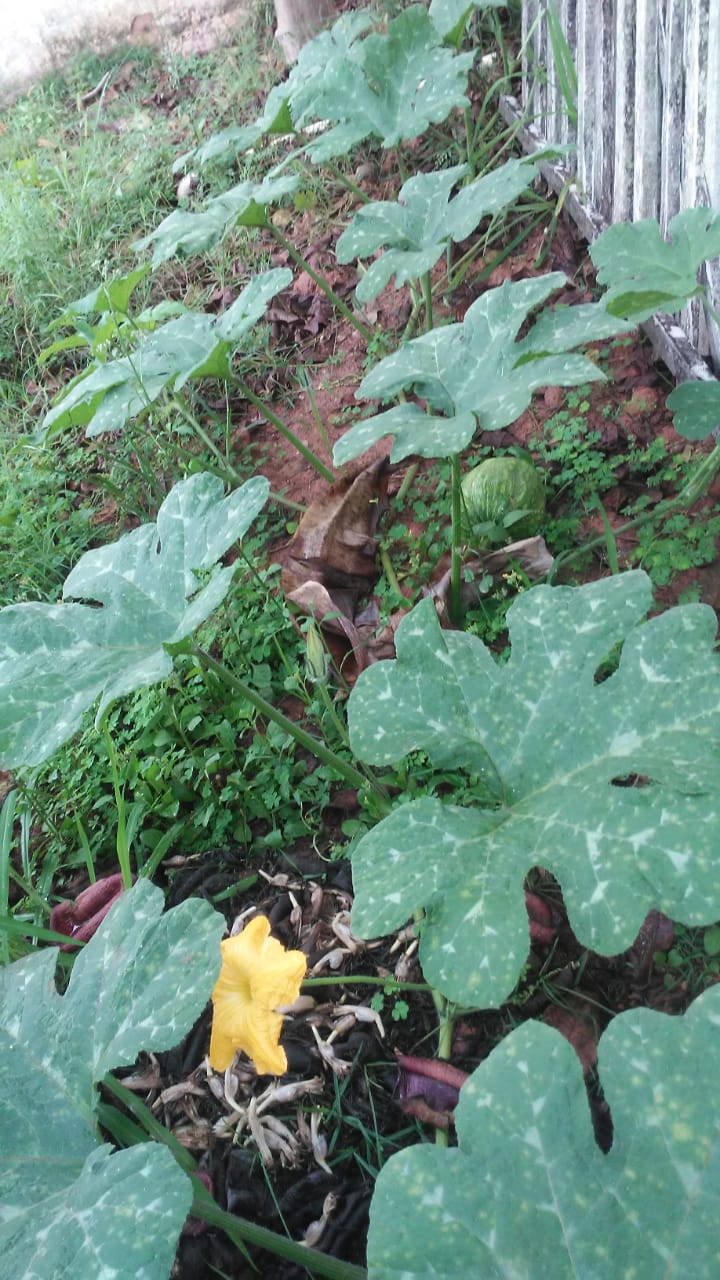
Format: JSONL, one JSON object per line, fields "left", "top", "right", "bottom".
{"left": 2, "top": 5, "right": 720, "bottom": 1279}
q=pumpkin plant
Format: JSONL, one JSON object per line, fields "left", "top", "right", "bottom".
{"left": 334, "top": 272, "right": 633, "bottom": 618}
{"left": 0, "top": 878, "right": 367, "bottom": 1280}
{"left": 37, "top": 268, "right": 336, "bottom": 482}
{"left": 365, "top": 987, "right": 720, "bottom": 1277}
{"left": 335, "top": 158, "right": 539, "bottom": 327}
{"left": 345, "top": 570, "right": 720, "bottom": 1007}
{"left": 0, "top": 470, "right": 381, "bottom": 887}
{"left": 0, "top": 878, "right": 225, "bottom": 1278}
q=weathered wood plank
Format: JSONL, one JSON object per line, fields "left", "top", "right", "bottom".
{"left": 633, "top": 0, "right": 662, "bottom": 218}
{"left": 613, "top": 0, "right": 636, "bottom": 221}
{"left": 658, "top": 0, "right": 685, "bottom": 229}
{"left": 516, "top": 0, "right": 720, "bottom": 368}
{"left": 499, "top": 94, "right": 718, "bottom": 385}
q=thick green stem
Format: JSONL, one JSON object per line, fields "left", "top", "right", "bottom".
{"left": 463, "top": 105, "right": 476, "bottom": 178}
{"left": 269, "top": 223, "right": 375, "bottom": 345}
{"left": 449, "top": 454, "right": 463, "bottom": 626}
{"left": 379, "top": 544, "right": 405, "bottom": 599}
{"left": 396, "top": 460, "right": 419, "bottom": 505}
{"left": 230, "top": 374, "right": 336, "bottom": 484}
{"left": 102, "top": 1074, "right": 367, "bottom": 1280}
{"left": 192, "top": 646, "right": 390, "bottom": 811}
{"left": 170, "top": 393, "right": 242, "bottom": 482}
{"left": 191, "top": 1193, "right": 368, "bottom": 1279}
{"left": 101, "top": 718, "right": 132, "bottom": 890}
{"left": 421, "top": 270, "right": 434, "bottom": 332}
{"left": 322, "top": 158, "right": 372, "bottom": 204}
{"left": 432, "top": 993, "right": 454, "bottom": 1148}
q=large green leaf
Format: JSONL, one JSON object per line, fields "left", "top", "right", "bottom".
{"left": 133, "top": 175, "right": 300, "bottom": 267}
{"left": 40, "top": 268, "right": 291, "bottom": 439}
{"left": 367, "top": 985, "right": 720, "bottom": 1278}
{"left": 429, "top": 0, "right": 506, "bottom": 40}
{"left": 336, "top": 160, "right": 537, "bottom": 302}
{"left": 0, "top": 471, "right": 269, "bottom": 768}
{"left": 174, "top": 9, "right": 372, "bottom": 171}
{"left": 589, "top": 206, "right": 720, "bottom": 320}
{"left": 335, "top": 274, "right": 632, "bottom": 464}
{"left": 294, "top": 6, "right": 473, "bottom": 161}
{"left": 347, "top": 572, "right": 720, "bottom": 1006}
{"left": 0, "top": 877, "right": 225, "bottom": 1277}
{"left": 667, "top": 379, "right": 720, "bottom": 441}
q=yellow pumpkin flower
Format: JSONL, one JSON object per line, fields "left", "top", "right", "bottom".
{"left": 209, "top": 915, "right": 307, "bottom": 1076}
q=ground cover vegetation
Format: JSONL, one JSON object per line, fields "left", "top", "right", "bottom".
{"left": 1, "top": 1, "right": 720, "bottom": 1276}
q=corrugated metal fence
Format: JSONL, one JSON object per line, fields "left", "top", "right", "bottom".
{"left": 514, "top": 0, "right": 720, "bottom": 369}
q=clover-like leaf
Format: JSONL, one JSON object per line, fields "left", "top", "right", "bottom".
{"left": 0, "top": 471, "right": 269, "bottom": 768}
{"left": 296, "top": 6, "right": 473, "bottom": 162}
{"left": 589, "top": 206, "right": 720, "bottom": 321}
{"left": 347, "top": 572, "right": 720, "bottom": 1006}
{"left": 40, "top": 268, "right": 291, "bottom": 439}
{"left": 336, "top": 160, "right": 537, "bottom": 302}
{"left": 0, "top": 877, "right": 225, "bottom": 1277}
{"left": 366, "top": 986, "right": 720, "bottom": 1279}
{"left": 133, "top": 175, "right": 300, "bottom": 267}
{"left": 667, "top": 379, "right": 720, "bottom": 440}
{"left": 335, "top": 274, "right": 632, "bottom": 464}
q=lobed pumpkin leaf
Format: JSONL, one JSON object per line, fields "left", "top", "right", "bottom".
{"left": 40, "top": 268, "right": 291, "bottom": 439}
{"left": 347, "top": 573, "right": 720, "bottom": 1006}
{"left": 335, "top": 274, "right": 632, "bottom": 464}
{"left": 0, "top": 877, "right": 225, "bottom": 1278}
{"left": 366, "top": 986, "right": 720, "bottom": 1278}
{"left": 0, "top": 471, "right": 269, "bottom": 769}
{"left": 589, "top": 206, "right": 720, "bottom": 321}
{"left": 295, "top": 6, "right": 473, "bottom": 161}
{"left": 336, "top": 160, "right": 537, "bottom": 302}
{"left": 173, "top": 9, "right": 372, "bottom": 171}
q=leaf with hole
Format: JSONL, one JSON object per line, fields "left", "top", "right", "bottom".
{"left": 0, "top": 471, "right": 269, "bottom": 768}
{"left": 366, "top": 986, "right": 720, "bottom": 1278}
{"left": 0, "top": 877, "right": 225, "bottom": 1278}
{"left": 590, "top": 206, "right": 720, "bottom": 321}
{"left": 336, "top": 160, "right": 537, "bottom": 302}
{"left": 335, "top": 274, "right": 632, "bottom": 464}
{"left": 347, "top": 572, "right": 720, "bottom": 1006}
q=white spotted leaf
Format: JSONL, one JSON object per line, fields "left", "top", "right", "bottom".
{"left": 294, "top": 6, "right": 473, "bottom": 161}
{"left": 173, "top": 9, "right": 373, "bottom": 171}
{"left": 0, "top": 878, "right": 225, "bottom": 1277}
{"left": 336, "top": 160, "right": 537, "bottom": 302}
{"left": 347, "top": 572, "right": 720, "bottom": 1006}
{"left": 367, "top": 986, "right": 720, "bottom": 1278}
{"left": 335, "top": 274, "right": 633, "bottom": 464}
{"left": 40, "top": 268, "right": 291, "bottom": 439}
{"left": 0, "top": 471, "right": 269, "bottom": 768}
{"left": 133, "top": 175, "right": 300, "bottom": 267}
